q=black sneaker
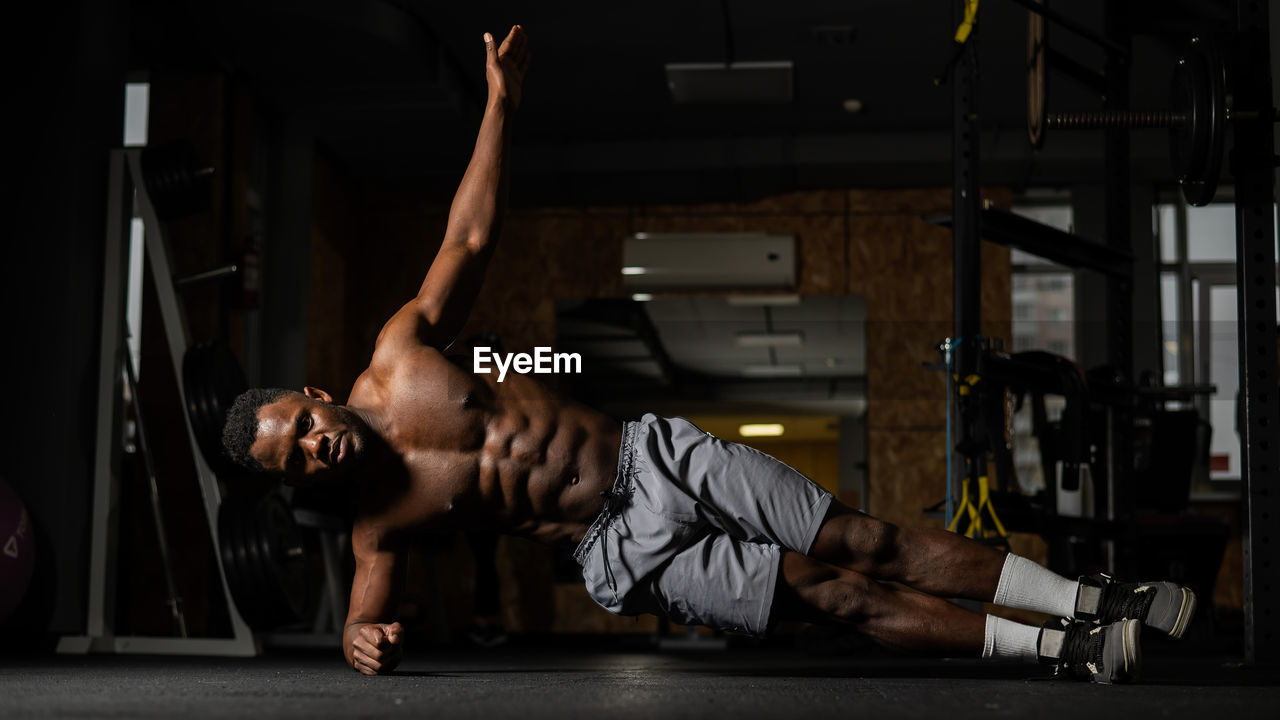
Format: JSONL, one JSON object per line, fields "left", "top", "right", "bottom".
{"left": 1038, "top": 618, "right": 1142, "bottom": 684}
{"left": 1074, "top": 573, "right": 1197, "bottom": 639}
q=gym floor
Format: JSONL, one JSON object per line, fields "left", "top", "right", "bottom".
{"left": 3, "top": 640, "right": 1276, "bottom": 720}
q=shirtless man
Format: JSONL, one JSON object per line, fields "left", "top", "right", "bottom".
{"left": 221, "top": 25, "right": 1197, "bottom": 684}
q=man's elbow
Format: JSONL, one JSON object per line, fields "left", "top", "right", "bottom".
{"left": 415, "top": 296, "right": 446, "bottom": 327}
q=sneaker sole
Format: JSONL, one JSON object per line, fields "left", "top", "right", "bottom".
{"left": 1167, "top": 587, "right": 1197, "bottom": 640}
{"left": 1116, "top": 618, "right": 1142, "bottom": 684}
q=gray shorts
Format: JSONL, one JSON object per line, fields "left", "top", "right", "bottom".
{"left": 573, "top": 414, "right": 833, "bottom": 636}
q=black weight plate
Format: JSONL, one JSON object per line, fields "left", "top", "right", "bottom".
{"left": 184, "top": 344, "right": 221, "bottom": 470}
{"left": 246, "top": 494, "right": 302, "bottom": 628}
{"left": 181, "top": 345, "right": 211, "bottom": 461}
{"left": 241, "top": 495, "right": 286, "bottom": 630}
{"left": 195, "top": 345, "right": 220, "bottom": 437}
{"left": 194, "top": 347, "right": 223, "bottom": 467}
{"left": 260, "top": 495, "right": 306, "bottom": 620}
{"left": 1170, "top": 39, "right": 1225, "bottom": 206}
{"left": 219, "top": 495, "right": 267, "bottom": 630}
{"left": 228, "top": 504, "right": 267, "bottom": 629}
{"left": 1185, "top": 42, "right": 1225, "bottom": 207}
{"left": 240, "top": 498, "right": 279, "bottom": 621}
{"left": 1170, "top": 47, "right": 1207, "bottom": 181}
{"left": 184, "top": 342, "right": 249, "bottom": 474}
{"left": 207, "top": 342, "right": 248, "bottom": 430}
{"left": 200, "top": 354, "right": 226, "bottom": 470}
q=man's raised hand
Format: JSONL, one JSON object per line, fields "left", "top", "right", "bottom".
{"left": 485, "top": 25, "right": 529, "bottom": 110}
{"left": 350, "top": 621, "right": 404, "bottom": 676}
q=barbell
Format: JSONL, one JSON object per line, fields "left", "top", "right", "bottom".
{"left": 139, "top": 141, "right": 214, "bottom": 221}
{"left": 1030, "top": 37, "right": 1268, "bottom": 207}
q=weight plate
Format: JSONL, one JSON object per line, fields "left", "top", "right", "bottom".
{"left": 181, "top": 345, "right": 209, "bottom": 461}
{"left": 219, "top": 495, "right": 267, "bottom": 630}
{"left": 183, "top": 342, "right": 248, "bottom": 475}
{"left": 260, "top": 495, "right": 306, "bottom": 620}
{"left": 1171, "top": 38, "right": 1225, "bottom": 206}
{"left": 1026, "top": 2, "right": 1047, "bottom": 149}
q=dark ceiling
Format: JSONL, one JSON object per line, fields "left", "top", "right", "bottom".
{"left": 130, "top": 0, "right": 1238, "bottom": 205}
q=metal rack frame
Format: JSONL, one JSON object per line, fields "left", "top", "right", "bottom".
{"left": 57, "top": 149, "right": 259, "bottom": 656}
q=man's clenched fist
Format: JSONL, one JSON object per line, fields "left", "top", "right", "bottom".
{"left": 348, "top": 621, "right": 404, "bottom": 675}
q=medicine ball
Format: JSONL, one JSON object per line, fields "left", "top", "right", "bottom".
{"left": 0, "top": 476, "right": 36, "bottom": 623}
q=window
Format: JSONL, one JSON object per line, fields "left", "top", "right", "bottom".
{"left": 1009, "top": 204, "right": 1076, "bottom": 359}
{"left": 1009, "top": 201, "right": 1078, "bottom": 495}
{"left": 123, "top": 82, "right": 149, "bottom": 148}
{"left": 1155, "top": 197, "right": 1280, "bottom": 484}
{"left": 123, "top": 82, "right": 149, "bottom": 375}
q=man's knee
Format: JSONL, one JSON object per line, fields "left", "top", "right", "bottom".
{"left": 862, "top": 517, "right": 903, "bottom": 569}
{"left": 819, "top": 570, "right": 879, "bottom": 624}
{"left": 781, "top": 554, "right": 878, "bottom": 624}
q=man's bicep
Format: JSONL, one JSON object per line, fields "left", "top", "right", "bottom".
{"left": 412, "top": 241, "right": 492, "bottom": 350}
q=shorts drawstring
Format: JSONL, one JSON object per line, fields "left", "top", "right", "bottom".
{"left": 573, "top": 421, "right": 639, "bottom": 608}
{"left": 597, "top": 483, "right": 635, "bottom": 604}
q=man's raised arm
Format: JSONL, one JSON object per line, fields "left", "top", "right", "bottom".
{"left": 407, "top": 25, "right": 530, "bottom": 350}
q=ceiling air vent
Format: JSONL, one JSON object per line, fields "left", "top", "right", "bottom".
{"left": 664, "top": 62, "right": 794, "bottom": 104}
{"left": 622, "top": 233, "right": 795, "bottom": 290}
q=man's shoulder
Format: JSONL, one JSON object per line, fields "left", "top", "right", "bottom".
{"left": 355, "top": 336, "right": 450, "bottom": 396}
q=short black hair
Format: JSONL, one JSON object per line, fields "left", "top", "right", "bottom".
{"left": 222, "top": 387, "right": 291, "bottom": 474}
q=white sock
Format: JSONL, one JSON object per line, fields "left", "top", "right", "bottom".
{"left": 992, "top": 553, "right": 1079, "bottom": 618}
{"left": 981, "top": 614, "right": 1042, "bottom": 662}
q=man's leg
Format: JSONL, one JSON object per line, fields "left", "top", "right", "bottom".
{"left": 772, "top": 550, "right": 988, "bottom": 656}
{"left": 805, "top": 502, "right": 1195, "bottom": 639}
{"left": 806, "top": 502, "right": 1078, "bottom": 616}
{"left": 772, "top": 550, "right": 1143, "bottom": 683}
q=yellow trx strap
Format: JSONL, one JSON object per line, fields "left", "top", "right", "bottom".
{"left": 947, "top": 478, "right": 980, "bottom": 536}
{"left": 954, "top": 0, "right": 980, "bottom": 43}
{"left": 975, "top": 475, "right": 1008, "bottom": 538}
{"left": 947, "top": 475, "right": 1008, "bottom": 540}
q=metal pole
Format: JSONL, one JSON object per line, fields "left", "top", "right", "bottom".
{"left": 952, "top": 1, "right": 986, "bottom": 495}
{"left": 1233, "top": 0, "right": 1279, "bottom": 668}
{"left": 120, "top": 347, "right": 188, "bottom": 638}
{"left": 1103, "top": 4, "right": 1136, "bottom": 576}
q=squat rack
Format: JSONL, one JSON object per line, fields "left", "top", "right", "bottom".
{"left": 947, "top": 0, "right": 1277, "bottom": 665}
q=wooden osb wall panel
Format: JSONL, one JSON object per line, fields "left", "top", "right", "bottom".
{"left": 307, "top": 151, "right": 354, "bottom": 395}
{"left": 848, "top": 188, "right": 953, "bottom": 215}
{"left": 866, "top": 319, "right": 952, "bottom": 429}
{"left": 867, "top": 429, "right": 947, "bottom": 530}
{"left": 461, "top": 211, "right": 632, "bottom": 353}
{"left": 761, "top": 215, "right": 848, "bottom": 295}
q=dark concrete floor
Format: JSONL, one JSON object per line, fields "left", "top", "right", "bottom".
{"left": 1, "top": 643, "right": 1277, "bottom": 720}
